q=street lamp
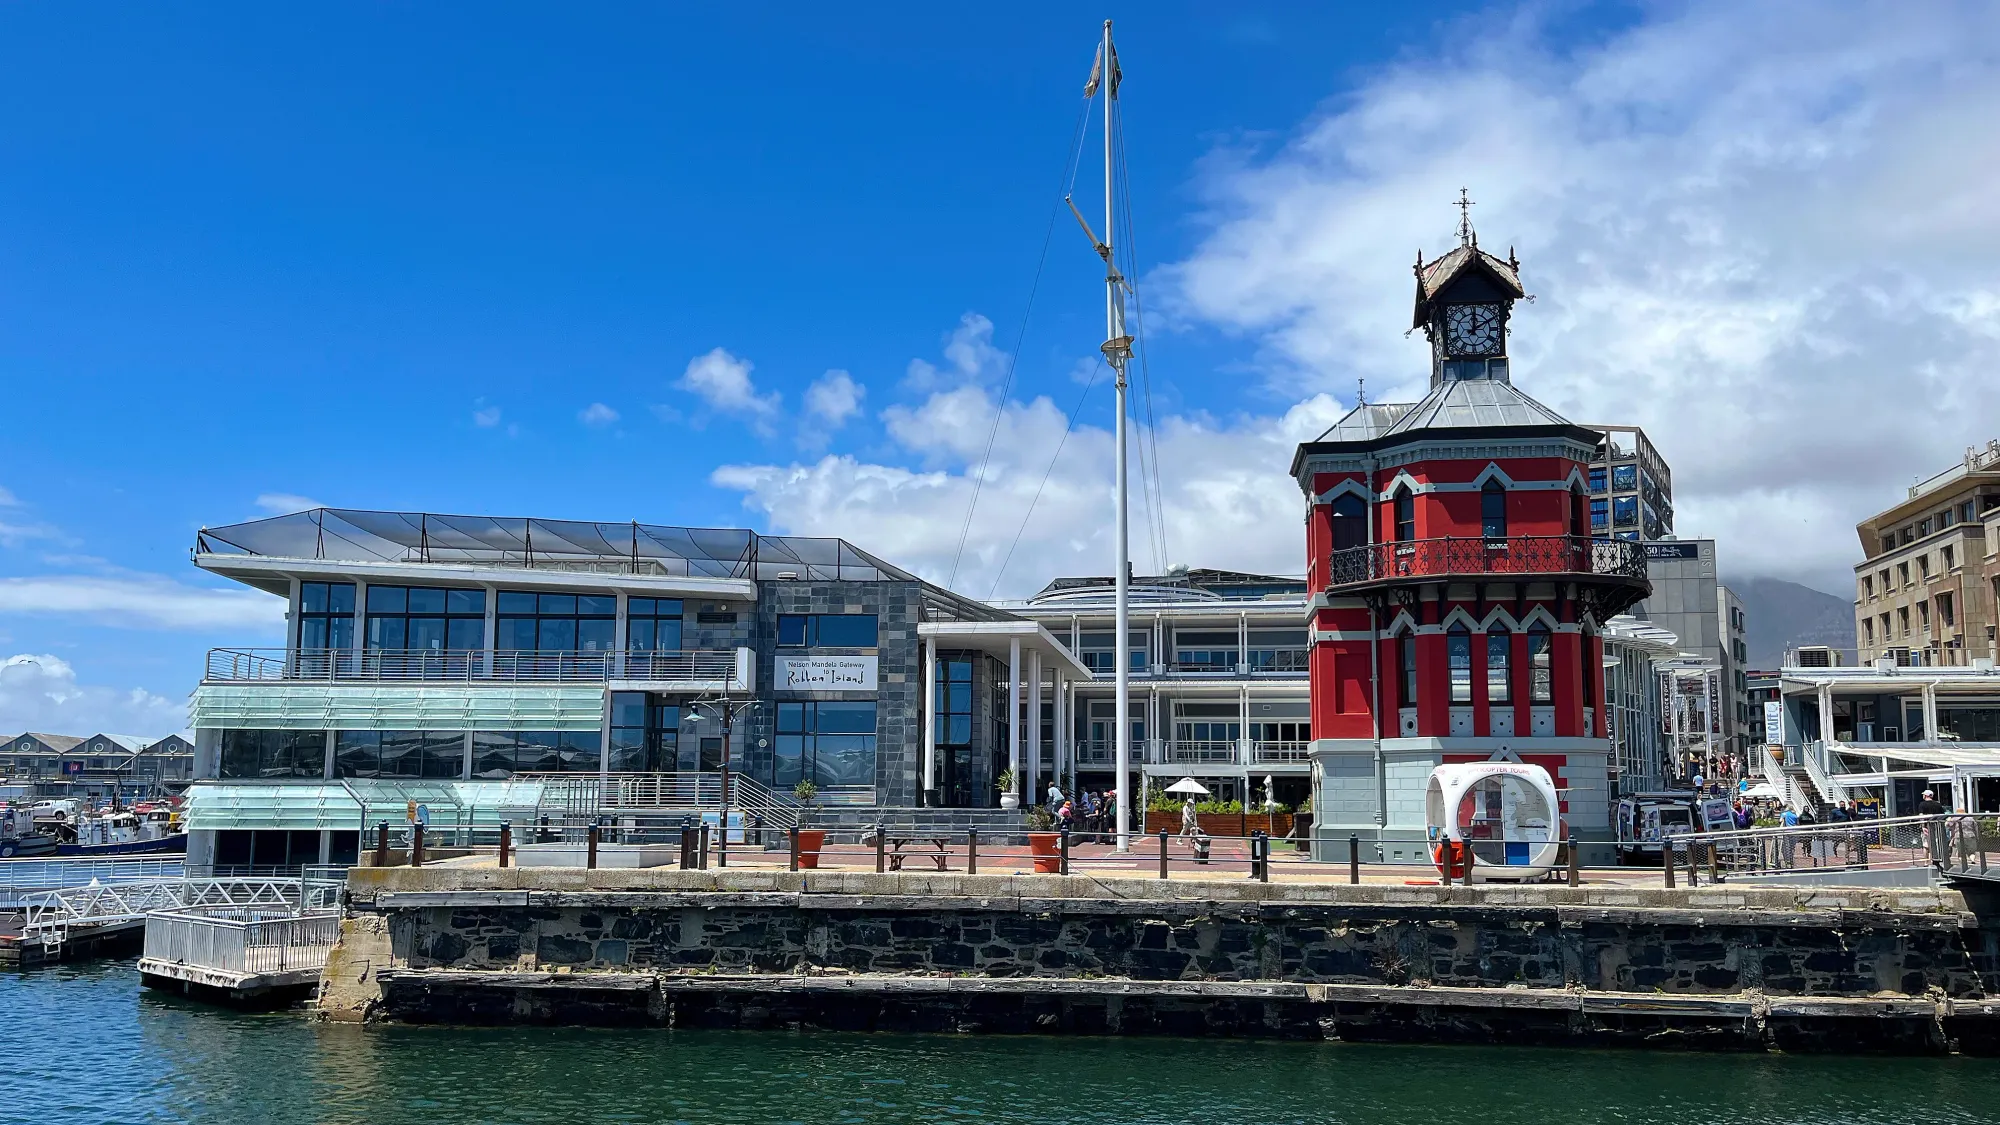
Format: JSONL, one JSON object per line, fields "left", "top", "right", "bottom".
{"left": 685, "top": 695, "right": 762, "bottom": 859}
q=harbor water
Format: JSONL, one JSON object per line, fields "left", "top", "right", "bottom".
{"left": 4, "top": 963, "right": 1995, "bottom": 1125}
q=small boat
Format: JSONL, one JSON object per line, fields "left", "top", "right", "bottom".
{"left": 0, "top": 805, "right": 58, "bottom": 858}
{"left": 1426, "top": 762, "right": 1564, "bottom": 882}
{"left": 51, "top": 808, "right": 188, "bottom": 857}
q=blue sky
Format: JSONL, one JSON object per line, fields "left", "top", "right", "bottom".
{"left": 6, "top": 1, "right": 1998, "bottom": 736}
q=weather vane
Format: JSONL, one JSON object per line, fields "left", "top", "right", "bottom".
{"left": 1455, "top": 187, "right": 1475, "bottom": 246}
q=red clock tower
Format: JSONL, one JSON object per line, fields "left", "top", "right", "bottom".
{"left": 1291, "top": 217, "right": 1650, "bottom": 864}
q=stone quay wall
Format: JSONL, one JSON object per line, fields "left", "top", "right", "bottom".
{"left": 326, "top": 868, "right": 2000, "bottom": 1054}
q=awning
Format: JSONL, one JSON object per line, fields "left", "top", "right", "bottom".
{"left": 184, "top": 778, "right": 547, "bottom": 832}
{"left": 190, "top": 684, "right": 607, "bottom": 731}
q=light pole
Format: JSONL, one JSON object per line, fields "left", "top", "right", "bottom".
{"left": 686, "top": 695, "right": 761, "bottom": 859}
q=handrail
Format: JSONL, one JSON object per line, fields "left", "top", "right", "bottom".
{"left": 142, "top": 908, "right": 341, "bottom": 976}
{"left": 203, "top": 647, "right": 740, "bottom": 684}
{"left": 1676, "top": 812, "right": 1948, "bottom": 881}
{"left": 1328, "top": 535, "right": 1647, "bottom": 587}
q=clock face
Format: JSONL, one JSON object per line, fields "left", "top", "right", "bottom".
{"left": 1443, "top": 303, "right": 1505, "bottom": 356}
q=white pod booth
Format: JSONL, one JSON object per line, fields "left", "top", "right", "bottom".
{"left": 1425, "top": 762, "right": 1563, "bottom": 881}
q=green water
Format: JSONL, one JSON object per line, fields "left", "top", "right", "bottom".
{"left": 4, "top": 963, "right": 1995, "bottom": 1124}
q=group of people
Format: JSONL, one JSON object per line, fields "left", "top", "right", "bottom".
{"left": 1045, "top": 783, "right": 1121, "bottom": 840}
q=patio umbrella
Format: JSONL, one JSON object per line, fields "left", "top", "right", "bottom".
{"left": 1739, "top": 782, "right": 1781, "bottom": 800}
{"left": 1164, "top": 777, "right": 1210, "bottom": 796}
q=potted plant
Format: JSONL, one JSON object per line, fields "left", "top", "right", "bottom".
{"left": 1023, "top": 802, "right": 1062, "bottom": 873}
{"left": 996, "top": 768, "right": 1020, "bottom": 811}
{"left": 792, "top": 780, "right": 826, "bottom": 869}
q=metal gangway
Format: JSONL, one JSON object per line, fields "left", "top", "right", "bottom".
{"left": 16, "top": 869, "right": 343, "bottom": 956}
{"left": 525, "top": 771, "right": 803, "bottom": 834}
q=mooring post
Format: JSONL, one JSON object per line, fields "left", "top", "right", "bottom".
{"left": 1158, "top": 828, "right": 1169, "bottom": 879}
{"left": 874, "top": 824, "right": 887, "bottom": 874}
{"left": 717, "top": 812, "right": 729, "bottom": 868}
{"left": 1685, "top": 839, "right": 1700, "bottom": 887}
{"left": 1708, "top": 839, "right": 1721, "bottom": 883}
{"left": 498, "top": 821, "right": 511, "bottom": 868}
{"left": 788, "top": 825, "right": 800, "bottom": 872}
{"left": 586, "top": 821, "right": 599, "bottom": 870}
{"left": 1349, "top": 833, "right": 1361, "bottom": 885}
{"left": 680, "top": 816, "right": 694, "bottom": 870}
{"left": 1664, "top": 842, "right": 1677, "bottom": 888}
{"left": 1441, "top": 840, "right": 1453, "bottom": 887}
{"left": 967, "top": 826, "right": 979, "bottom": 875}
{"left": 1462, "top": 840, "right": 1475, "bottom": 884}
{"left": 699, "top": 823, "right": 711, "bottom": 870}
{"left": 374, "top": 821, "right": 389, "bottom": 868}
{"left": 1256, "top": 833, "right": 1269, "bottom": 883}
{"left": 538, "top": 814, "right": 550, "bottom": 844}
{"left": 1566, "top": 833, "right": 1580, "bottom": 886}
{"left": 411, "top": 822, "right": 425, "bottom": 868}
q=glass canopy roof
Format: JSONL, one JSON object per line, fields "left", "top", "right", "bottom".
{"left": 196, "top": 508, "right": 921, "bottom": 583}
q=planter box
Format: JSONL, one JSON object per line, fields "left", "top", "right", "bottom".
{"left": 1143, "top": 811, "right": 1294, "bottom": 838}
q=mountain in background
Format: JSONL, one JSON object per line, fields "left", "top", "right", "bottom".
{"left": 1724, "top": 575, "right": 1856, "bottom": 668}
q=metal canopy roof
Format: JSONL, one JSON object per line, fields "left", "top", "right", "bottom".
{"left": 1381, "top": 377, "right": 1574, "bottom": 435}
{"left": 196, "top": 508, "right": 920, "bottom": 583}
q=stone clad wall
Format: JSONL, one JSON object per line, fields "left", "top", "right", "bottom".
{"left": 378, "top": 889, "right": 1996, "bottom": 1000}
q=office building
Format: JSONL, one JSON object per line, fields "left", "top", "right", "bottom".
{"left": 1853, "top": 439, "right": 2000, "bottom": 668}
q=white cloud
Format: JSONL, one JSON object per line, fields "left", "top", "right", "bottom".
{"left": 578, "top": 402, "right": 620, "bottom": 427}
{"left": 0, "top": 482, "right": 61, "bottom": 547}
{"left": 804, "top": 370, "right": 865, "bottom": 429}
{"left": 0, "top": 576, "right": 283, "bottom": 631}
{"left": 678, "top": 347, "right": 780, "bottom": 425}
{"left": 1155, "top": 0, "right": 2000, "bottom": 595}
{"left": 473, "top": 404, "right": 503, "bottom": 427}
{"left": 0, "top": 486, "right": 17, "bottom": 506}
{"left": 0, "top": 654, "right": 186, "bottom": 738}
{"left": 903, "top": 313, "right": 1003, "bottom": 391}
{"left": 254, "top": 493, "right": 322, "bottom": 515}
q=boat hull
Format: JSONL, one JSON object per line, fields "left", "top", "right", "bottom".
{"left": 54, "top": 833, "right": 189, "bottom": 857}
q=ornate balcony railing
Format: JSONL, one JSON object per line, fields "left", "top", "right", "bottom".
{"left": 1328, "top": 535, "right": 1647, "bottom": 588}
{"left": 203, "top": 647, "right": 742, "bottom": 685}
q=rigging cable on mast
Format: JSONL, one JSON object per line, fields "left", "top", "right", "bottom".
{"left": 984, "top": 357, "right": 1107, "bottom": 600}
{"left": 1111, "top": 92, "right": 1171, "bottom": 573}
{"left": 944, "top": 97, "right": 1096, "bottom": 592}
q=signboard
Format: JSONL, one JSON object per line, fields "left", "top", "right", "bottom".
{"left": 1699, "top": 797, "right": 1735, "bottom": 833}
{"left": 1705, "top": 669, "right": 1722, "bottom": 736}
{"left": 1763, "top": 700, "right": 1785, "bottom": 746}
{"left": 1643, "top": 542, "right": 1701, "bottom": 560}
{"left": 776, "top": 654, "right": 878, "bottom": 692}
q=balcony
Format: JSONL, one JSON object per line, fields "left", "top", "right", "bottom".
{"left": 1070, "top": 740, "right": 1312, "bottom": 768}
{"left": 203, "top": 647, "right": 750, "bottom": 690}
{"left": 1328, "top": 535, "right": 1648, "bottom": 589}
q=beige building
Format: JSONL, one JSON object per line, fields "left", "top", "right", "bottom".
{"left": 1854, "top": 440, "right": 2000, "bottom": 667}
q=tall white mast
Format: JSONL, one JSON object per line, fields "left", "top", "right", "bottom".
{"left": 1100, "top": 19, "right": 1133, "bottom": 851}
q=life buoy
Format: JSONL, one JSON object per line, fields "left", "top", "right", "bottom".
{"left": 1432, "top": 838, "right": 1469, "bottom": 879}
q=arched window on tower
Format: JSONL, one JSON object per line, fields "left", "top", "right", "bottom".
{"left": 1394, "top": 486, "right": 1415, "bottom": 543}
{"left": 1330, "top": 493, "right": 1366, "bottom": 552}
{"left": 1481, "top": 479, "right": 1508, "bottom": 539}
{"left": 1570, "top": 482, "right": 1589, "bottom": 539}
{"left": 1397, "top": 628, "right": 1418, "bottom": 708}
{"left": 1528, "top": 623, "right": 1553, "bottom": 703}
{"left": 1486, "top": 627, "right": 1511, "bottom": 703}
{"left": 1448, "top": 623, "right": 1472, "bottom": 702}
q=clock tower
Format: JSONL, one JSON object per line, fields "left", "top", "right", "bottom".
{"left": 1413, "top": 191, "right": 1526, "bottom": 387}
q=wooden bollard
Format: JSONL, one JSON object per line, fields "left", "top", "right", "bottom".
{"left": 788, "top": 825, "right": 800, "bottom": 873}
{"left": 967, "top": 827, "right": 979, "bottom": 875}
{"left": 1566, "top": 833, "right": 1580, "bottom": 887}
{"left": 374, "top": 821, "right": 389, "bottom": 868}
{"left": 1664, "top": 842, "right": 1677, "bottom": 888}
{"left": 499, "top": 821, "right": 512, "bottom": 868}
{"left": 1462, "top": 840, "right": 1475, "bottom": 884}
{"left": 1158, "top": 829, "right": 1169, "bottom": 880}
{"left": 411, "top": 822, "right": 425, "bottom": 868}
{"left": 1349, "top": 833, "right": 1360, "bottom": 885}
{"left": 874, "top": 825, "right": 887, "bottom": 874}
{"left": 586, "top": 822, "right": 599, "bottom": 869}
{"left": 1059, "top": 828, "right": 1071, "bottom": 876}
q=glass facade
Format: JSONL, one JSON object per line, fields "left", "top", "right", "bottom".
{"left": 298, "top": 581, "right": 355, "bottom": 651}
{"left": 1487, "top": 632, "right": 1511, "bottom": 702}
{"left": 1528, "top": 627, "right": 1553, "bottom": 703}
{"left": 1448, "top": 627, "right": 1472, "bottom": 702}
{"left": 625, "top": 597, "right": 685, "bottom": 651}
{"left": 471, "top": 731, "right": 602, "bottom": 776}
{"left": 219, "top": 730, "right": 325, "bottom": 778}
{"left": 777, "top": 613, "right": 879, "bottom": 648}
{"left": 775, "top": 700, "right": 877, "bottom": 788}
{"left": 365, "top": 585, "right": 485, "bottom": 653}
{"left": 497, "top": 592, "right": 617, "bottom": 652}
{"left": 335, "top": 730, "right": 465, "bottom": 779}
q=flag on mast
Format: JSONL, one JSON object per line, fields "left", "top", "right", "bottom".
{"left": 1085, "top": 45, "right": 1102, "bottom": 96}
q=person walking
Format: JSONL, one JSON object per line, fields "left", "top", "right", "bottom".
{"left": 1045, "top": 781, "right": 1064, "bottom": 816}
{"left": 1918, "top": 789, "right": 1946, "bottom": 815}
{"left": 1180, "top": 795, "right": 1198, "bottom": 840}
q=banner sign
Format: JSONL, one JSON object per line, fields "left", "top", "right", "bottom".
{"left": 1763, "top": 700, "right": 1785, "bottom": 746}
{"left": 1643, "top": 542, "right": 1701, "bottom": 560}
{"left": 776, "top": 654, "right": 878, "bottom": 692}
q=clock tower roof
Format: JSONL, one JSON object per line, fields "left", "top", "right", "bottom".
{"left": 1411, "top": 243, "right": 1525, "bottom": 331}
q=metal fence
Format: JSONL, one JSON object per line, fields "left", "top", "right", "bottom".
{"left": 1328, "top": 535, "right": 1649, "bottom": 587}
{"left": 0, "top": 858, "right": 186, "bottom": 906}
{"left": 204, "top": 647, "right": 738, "bottom": 684}
{"left": 1665, "top": 813, "right": 1947, "bottom": 882}
{"left": 142, "top": 908, "right": 342, "bottom": 976}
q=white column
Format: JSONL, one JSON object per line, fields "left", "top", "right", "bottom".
{"left": 613, "top": 592, "right": 629, "bottom": 678}
{"left": 482, "top": 583, "right": 499, "bottom": 679}
{"left": 1240, "top": 683, "right": 1251, "bottom": 766}
{"left": 1029, "top": 650, "right": 1044, "bottom": 802}
{"left": 1817, "top": 686, "right": 1834, "bottom": 747}
{"left": 1922, "top": 682, "right": 1940, "bottom": 742}
{"left": 352, "top": 580, "right": 368, "bottom": 658}
{"left": 922, "top": 637, "right": 938, "bottom": 803}
{"left": 1238, "top": 611, "right": 1249, "bottom": 675}
{"left": 1008, "top": 637, "right": 1022, "bottom": 779}
{"left": 1053, "top": 668, "right": 1067, "bottom": 786}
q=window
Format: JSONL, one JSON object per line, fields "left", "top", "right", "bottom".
{"left": 776, "top": 701, "right": 877, "bottom": 789}
{"left": 220, "top": 730, "right": 324, "bottom": 779}
{"left": 1398, "top": 633, "right": 1417, "bottom": 707}
{"left": 1862, "top": 576, "right": 1873, "bottom": 599}
{"left": 298, "top": 581, "right": 356, "bottom": 652}
{"left": 1919, "top": 601, "right": 1931, "bottom": 631}
{"left": 1881, "top": 537, "right": 1896, "bottom": 555}
{"left": 1919, "top": 556, "right": 1932, "bottom": 580}
{"left": 1590, "top": 497, "right": 1608, "bottom": 530}
{"left": 1174, "top": 630, "right": 1240, "bottom": 671}
{"left": 1942, "top": 508, "right": 1957, "bottom": 528}
{"left": 1863, "top": 619, "right": 1875, "bottom": 645}
{"left": 1581, "top": 633, "right": 1598, "bottom": 721}
{"left": 934, "top": 658, "right": 973, "bottom": 747}
{"left": 1486, "top": 631, "right": 1511, "bottom": 703}
{"left": 1966, "top": 500, "right": 1981, "bottom": 523}
{"left": 1448, "top": 625, "right": 1472, "bottom": 702}
{"left": 1940, "top": 593, "right": 1956, "bottom": 628}
{"left": 1570, "top": 485, "right": 1588, "bottom": 538}
{"left": 1898, "top": 562, "right": 1911, "bottom": 587}
{"left": 1527, "top": 625, "right": 1552, "bottom": 703}
{"left": 334, "top": 730, "right": 465, "bottom": 779}
{"left": 1919, "top": 518, "right": 1933, "bottom": 537}
{"left": 1898, "top": 607, "right": 1910, "bottom": 637}
{"left": 464, "top": 731, "right": 600, "bottom": 777}
{"left": 1174, "top": 702, "right": 1242, "bottom": 745}
{"left": 1079, "top": 631, "right": 1148, "bottom": 673}
{"left": 625, "top": 597, "right": 685, "bottom": 651}
{"left": 1245, "top": 628, "right": 1309, "bottom": 671}
{"left": 1480, "top": 480, "right": 1508, "bottom": 539}
{"left": 1612, "top": 495, "right": 1638, "bottom": 528}
{"left": 497, "top": 591, "right": 616, "bottom": 652}
{"left": 365, "top": 586, "right": 485, "bottom": 654}
{"left": 1588, "top": 467, "right": 1607, "bottom": 494}
{"left": 1329, "top": 493, "right": 1366, "bottom": 551}
{"left": 777, "top": 613, "right": 879, "bottom": 648}
{"left": 1942, "top": 546, "right": 1956, "bottom": 571}
{"left": 1611, "top": 464, "right": 1637, "bottom": 492}
{"left": 1393, "top": 487, "right": 1415, "bottom": 542}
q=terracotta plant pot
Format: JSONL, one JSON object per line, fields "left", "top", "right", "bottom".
{"left": 795, "top": 829, "right": 827, "bottom": 870}
{"left": 1027, "top": 832, "right": 1062, "bottom": 874}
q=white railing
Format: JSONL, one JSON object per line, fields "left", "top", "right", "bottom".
{"left": 1758, "top": 747, "right": 1808, "bottom": 814}
{"left": 143, "top": 909, "right": 342, "bottom": 977}
{"left": 1800, "top": 741, "right": 1852, "bottom": 805}
{"left": 1675, "top": 813, "right": 1947, "bottom": 881}
{"left": 1252, "top": 740, "right": 1310, "bottom": 763}
{"left": 1162, "top": 740, "right": 1240, "bottom": 765}
{"left": 204, "top": 647, "right": 740, "bottom": 685}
